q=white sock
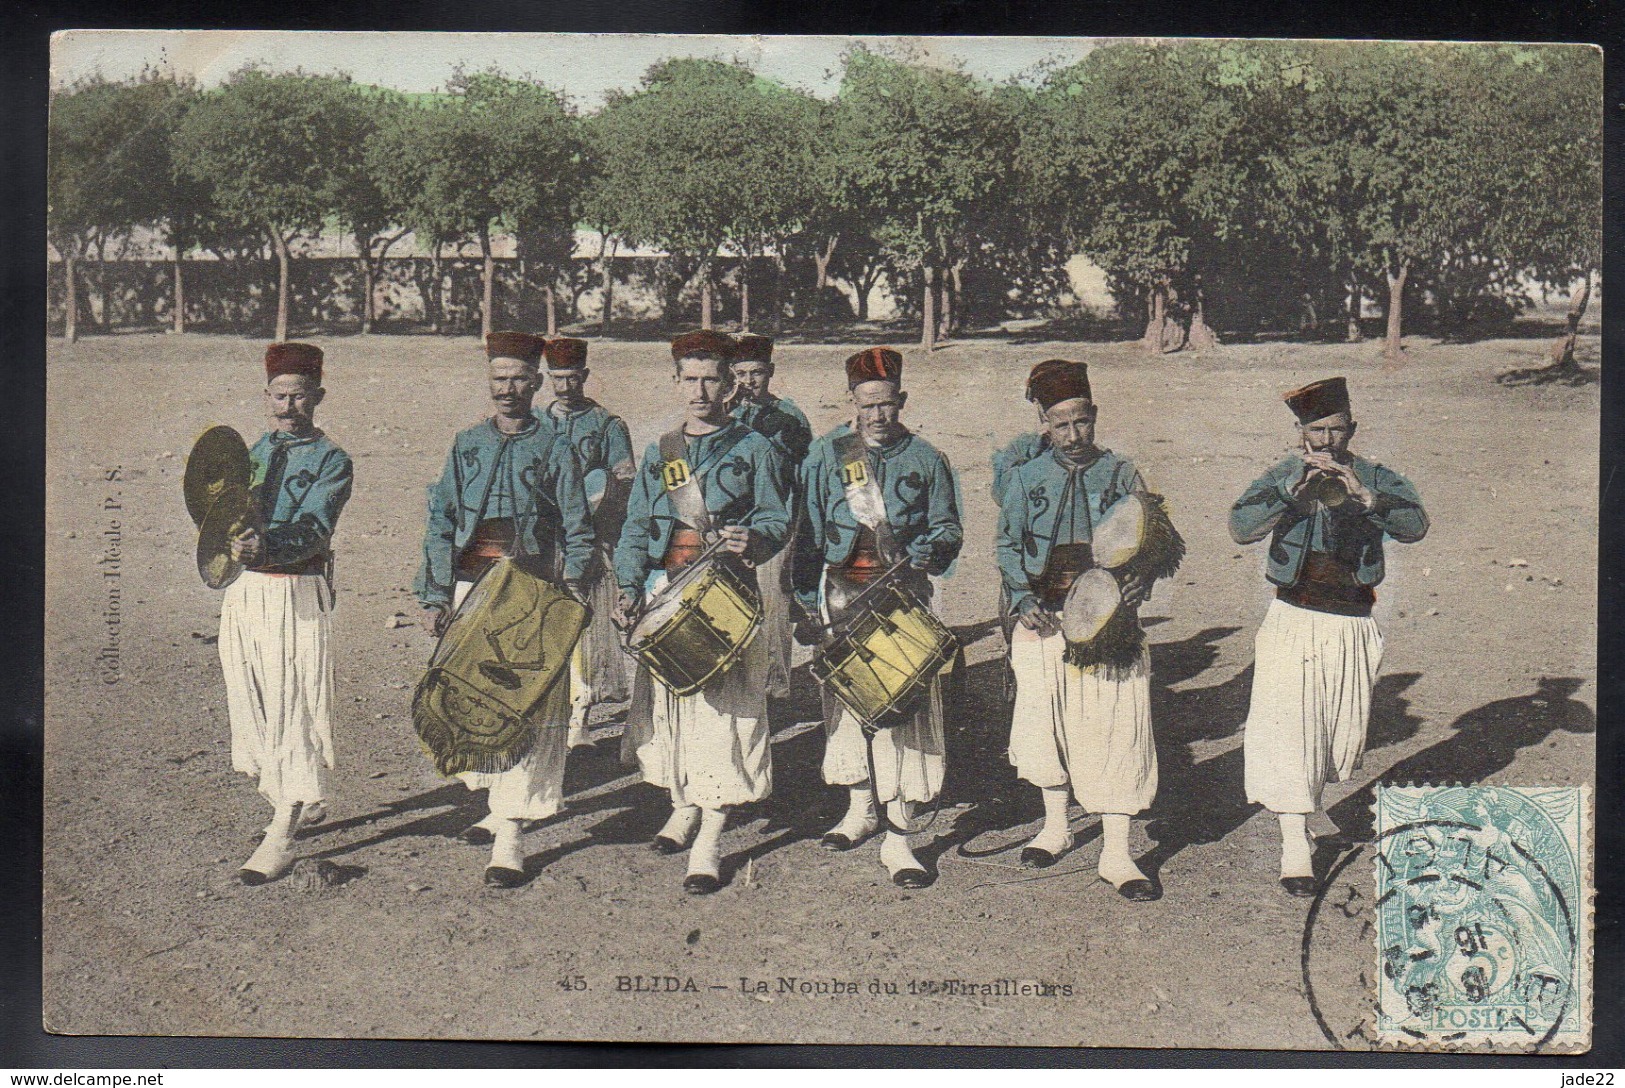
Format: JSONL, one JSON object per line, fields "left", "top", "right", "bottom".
{"left": 657, "top": 804, "right": 701, "bottom": 847}
{"left": 242, "top": 801, "right": 302, "bottom": 880}
{"left": 880, "top": 800, "right": 922, "bottom": 876}
{"left": 828, "top": 786, "right": 879, "bottom": 840}
{"left": 489, "top": 818, "right": 524, "bottom": 872}
{"left": 1026, "top": 787, "right": 1074, "bottom": 855}
{"left": 566, "top": 720, "right": 592, "bottom": 747}
{"left": 1096, "top": 813, "right": 1148, "bottom": 888}
{"left": 687, "top": 808, "right": 727, "bottom": 878}
{"left": 1278, "top": 812, "right": 1314, "bottom": 879}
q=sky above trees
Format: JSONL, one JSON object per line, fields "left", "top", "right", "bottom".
{"left": 50, "top": 31, "right": 1102, "bottom": 105}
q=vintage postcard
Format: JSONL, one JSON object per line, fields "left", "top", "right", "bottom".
{"left": 43, "top": 31, "right": 1600, "bottom": 1050}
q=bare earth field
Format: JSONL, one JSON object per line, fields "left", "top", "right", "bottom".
{"left": 42, "top": 331, "right": 1597, "bottom": 1049}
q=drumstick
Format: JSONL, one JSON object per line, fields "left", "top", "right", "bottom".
{"left": 625, "top": 535, "right": 732, "bottom": 630}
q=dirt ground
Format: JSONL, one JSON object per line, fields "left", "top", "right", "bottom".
{"left": 41, "top": 330, "right": 1597, "bottom": 1049}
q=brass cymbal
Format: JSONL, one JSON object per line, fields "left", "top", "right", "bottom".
{"left": 183, "top": 425, "right": 252, "bottom": 528}
{"left": 196, "top": 483, "right": 254, "bottom": 590}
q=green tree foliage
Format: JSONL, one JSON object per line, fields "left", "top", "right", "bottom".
{"left": 49, "top": 72, "right": 187, "bottom": 339}
{"left": 50, "top": 45, "right": 1602, "bottom": 353}
{"left": 1024, "top": 41, "right": 1270, "bottom": 352}
{"left": 330, "top": 86, "right": 409, "bottom": 334}
{"left": 832, "top": 48, "right": 1016, "bottom": 348}
{"left": 588, "top": 58, "right": 814, "bottom": 329}
{"left": 174, "top": 68, "right": 373, "bottom": 340}
{"left": 455, "top": 70, "right": 586, "bottom": 335}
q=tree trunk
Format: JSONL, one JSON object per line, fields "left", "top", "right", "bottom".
{"left": 740, "top": 259, "right": 751, "bottom": 333}
{"left": 700, "top": 269, "right": 714, "bottom": 330}
{"left": 359, "top": 251, "right": 374, "bottom": 334}
{"left": 172, "top": 248, "right": 185, "bottom": 335}
{"left": 814, "top": 235, "right": 837, "bottom": 291}
{"left": 1383, "top": 260, "right": 1408, "bottom": 360}
{"left": 64, "top": 254, "right": 78, "bottom": 342}
{"left": 428, "top": 247, "right": 443, "bottom": 334}
{"left": 1142, "top": 281, "right": 1168, "bottom": 353}
{"left": 600, "top": 240, "right": 616, "bottom": 334}
{"left": 921, "top": 265, "right": 937, "bottom": 351}
{"left": 544, "top": 277, "right": 557, "bottom": 336}
{"left": 1345, "top": 279, "right": 1364, "bottom": 342}
{"left": 855, "top": 261, "right": 878, "bottom": 322}
{"left": 272, "top": 231, "right": 290, "bottom": 342}
{"left": 95, "top": 233, "right": 109, "bottom": 330}
{"left": 1187, "top": 278, "right": 1219, "bottom": 351}
{"left": 480, "top": 232, "right": 495, "bottom": 341}
{"left": 772, "top": 253, "right": 787, "bottom": 334}
{"left": 1549, "top": 271, "right": 1593, "bottom": 370}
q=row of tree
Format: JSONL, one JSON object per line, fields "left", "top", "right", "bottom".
{"left": 48, "top": 41, "right": 1601, "bottom": 357}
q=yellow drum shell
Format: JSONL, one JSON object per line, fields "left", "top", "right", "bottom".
{"left": 812, "top": 583, "right": 956, "bottom": 729}
{"left": 626, "top": 561, "right": 761, "bottom": 697}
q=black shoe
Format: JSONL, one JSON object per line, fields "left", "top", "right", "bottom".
{"left": 1019, "top": 847, "right": 1060, "bottom": 869}
{"left": 1115, "top": 878, "right": 1160, "bottom": 902}
{"left": 237, "top": 867, "right": 272, "bottom": 886}
{"left": 821, "top": 824, "right": 878, "bottom": 851}
{"left": 1280, "top": 875, "right": 1318, "bottom": 898}
{"left": 649, "top": 835, "right": 687, "bottom": 855}
{"left": 684, "top": 873, "right": 722, "bottom": 895}
{"left": 459, "top": 825, "right": 495, "bottom": 846}
{"left": 891, "top": 868, "right": 931, "bottom": 889}
{"left": 484, "top": 865, "right": 525, "bottom": 888}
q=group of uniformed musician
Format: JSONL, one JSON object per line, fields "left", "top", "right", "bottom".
{"left": 213, "top": 333, "right": 1427, "bottom": 903}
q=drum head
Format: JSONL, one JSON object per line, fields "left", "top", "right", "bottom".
{"left": 1060, "top": 567, "right": 1122, "bottom": 644}
{"left": 184, "top": 425, "right": 252, "bottom": 528}
{"left": 196, "top": 483, "right": 251, "bottom": 589}
{"left": 1092, "top": 493, "right": 1148, "bottom": 570}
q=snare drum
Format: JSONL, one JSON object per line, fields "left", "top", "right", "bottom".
{"left": 625, "top": 559, "right": 762, "bottom": 696}
{"left": 812, "top": 581, "right": 957, "bottom": 730}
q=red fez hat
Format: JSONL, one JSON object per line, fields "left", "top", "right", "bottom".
{"left": 845, "top": 347, "right": 904, "bottom": 389}
{"left": 265, "top": 342, "right": 323, "bottom": 382}
{"left": 670, "top": 329, "right": 737, "bottom": 362}
{"left": 486, "top": 331, "right": 546, "bottom": 366}
{"left": 1283, "top": 377, "right": 1351, "bottom": 423}
{"left": 734, "top": 334, "right": 774, "bottom": 364}
{"left": 1026, "top": 359, "right": 1091, "bottom": 410}
{"left": 544, "top": 338, "right": 589, "bottom": 371}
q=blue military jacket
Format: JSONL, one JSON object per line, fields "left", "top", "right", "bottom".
{"left": 795, "top": 425, "right": 964, "bottom": 612}
{"left": 731, "top": 394, "right": 813, "bottom": 488}
{"left": 247, "top": 430, "right": 353, "bottom": 570}
{"left": 990, "top": 431, "right": 1050, "bottom": 507}
{"left": 415, "top": 417, "right": 595, "bottom": 608}
{"left": 1228, "top": 452, "right": 1427, "bottom": 589}
{"left": 613, "top": 419, "right": 792, "bottom": 596}
{"left": 540, "top": 398, "right": 636, "bottom": 510}
{"left": 995, "top": 446, "right": 1145, "bottom": 616}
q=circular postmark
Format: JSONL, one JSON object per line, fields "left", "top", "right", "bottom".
{"left": 1301, "top": 786, "right": 1584, "bottom": 1052}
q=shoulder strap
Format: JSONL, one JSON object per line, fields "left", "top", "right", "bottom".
{"left": 658, "top": 426, "right": 714, "bottom": 538}
{"left": 833, "top": 429, "right": 900, "bottom": 563}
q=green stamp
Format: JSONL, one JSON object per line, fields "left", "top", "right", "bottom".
{"left": 1373, "top": 785, "right": 1590, "bottom": 1050}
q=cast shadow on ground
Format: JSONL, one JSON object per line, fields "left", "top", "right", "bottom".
{"left": 1134, "top": 667, "right": 1421, "bottom": 886}
{"left": 1324, "top": 676, "right": 1594, "bottom": 848}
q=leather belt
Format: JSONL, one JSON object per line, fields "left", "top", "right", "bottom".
{"left": 250, "top": 554, "right": 327, "bottom": 577}
{"left": 1278, "top": 553, "right": 1375, "bottom": 617}
{"left": 1032, "top": 542, "right": 1093, "bottom": 609}
{"left": 456, "top": 519, "right": 516, "bottom": 581}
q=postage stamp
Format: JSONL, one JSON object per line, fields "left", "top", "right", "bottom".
{"left": 1372, "top": 785, "right": 1591, "bottom": 1050}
